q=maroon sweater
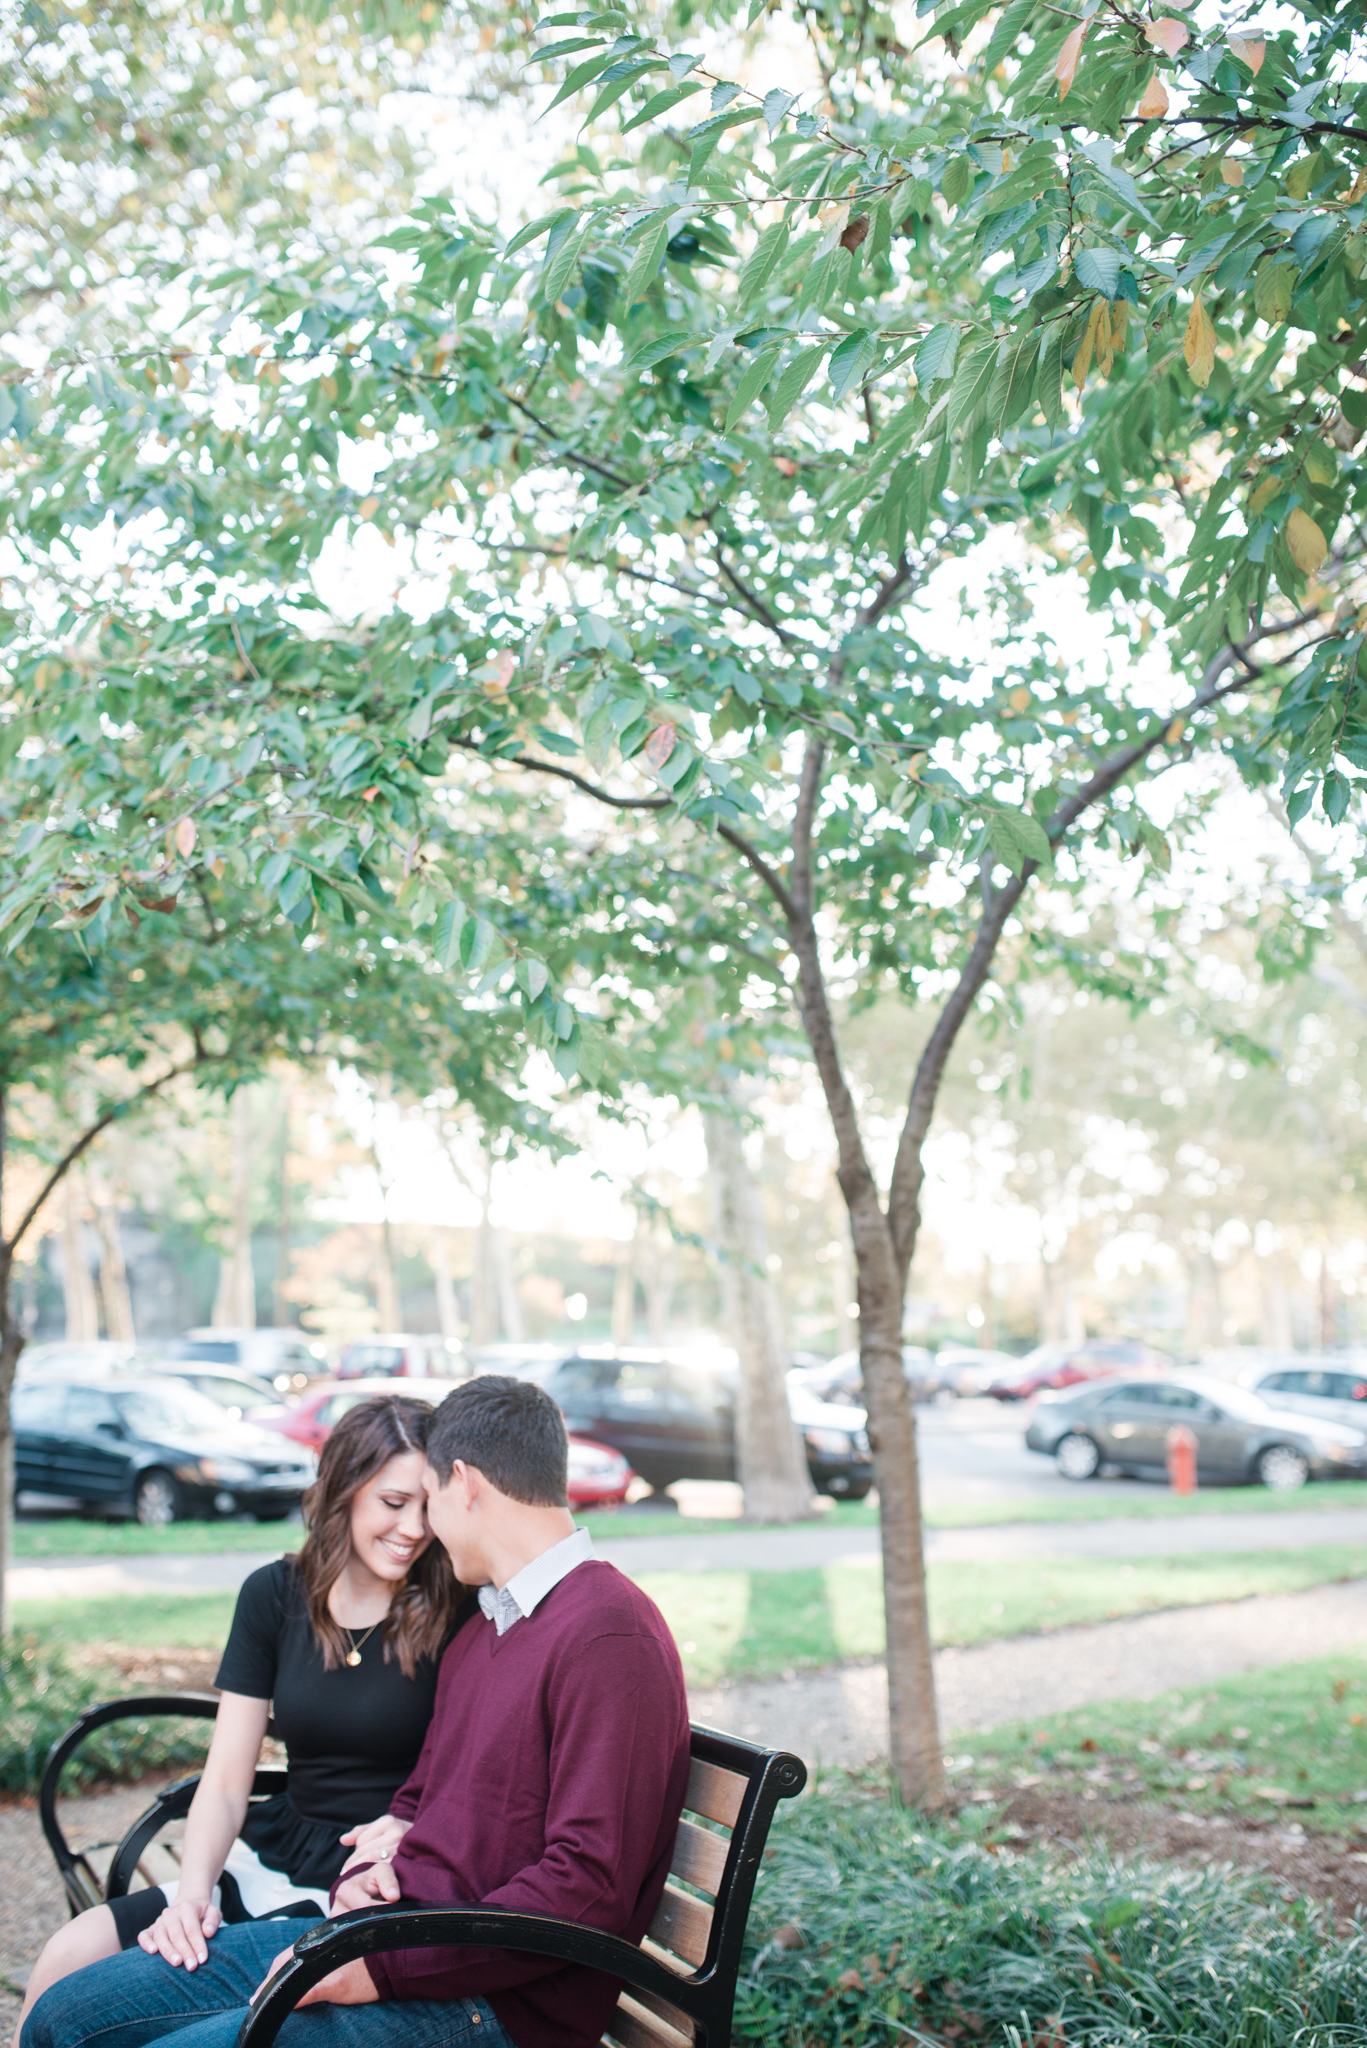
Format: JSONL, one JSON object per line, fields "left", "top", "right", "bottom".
{"left": 354, "top": 1559, "right": 690, "bottom": 2048}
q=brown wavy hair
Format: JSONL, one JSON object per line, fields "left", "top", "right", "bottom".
{"left": 294, "top": 1394, "right": 462, "bottom": 1678}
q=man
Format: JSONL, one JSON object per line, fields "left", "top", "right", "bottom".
{"left": 26, "top": 1376, "right": 691, "bottom": 2048}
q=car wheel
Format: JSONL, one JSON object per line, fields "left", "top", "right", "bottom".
{"left": 1256, "top": 1443, "right": 1309, "bottom": 1491}
{"left": 253, "top": 1509, "right": 292, "bottom": 1523}
{"left": 1055, "top": 1432, "right": 1101, "bottom": 1481}
{"left": 840, "top": 1481, "right": 873, "bottom": 1502}
{"left": 135, "top": 1469, "right": 183, "bottom": 1526}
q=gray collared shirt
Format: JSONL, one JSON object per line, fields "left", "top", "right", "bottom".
{"left": 477, "top": 1526, "right": 595, "bottom": 1636}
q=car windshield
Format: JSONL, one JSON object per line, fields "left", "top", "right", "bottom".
{"left": 115, "top": 1384, "right": 232, "bottom": 1435}
{"left": 1194, "top": 1381, "right": 1279, "bottom": 1422}
{"left": 187, "top": 1375, "right": 277, "bottom": 1409}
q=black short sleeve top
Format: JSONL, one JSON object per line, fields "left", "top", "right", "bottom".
{"left": 215, "top": 1559, "right": 457, "bottom": 1833}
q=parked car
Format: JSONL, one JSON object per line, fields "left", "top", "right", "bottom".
{"left": 252, "top": 1378, "right": 631, "bottom": 1506}
{"left": 152, "top": 1364, "right": 289, "bottom": 1421}
{"left": 491, "top": 1346, "right": 874, "bottom": 1498}
{"left": 16, "top": 1340, "right": 169, "bottom": 1382}
{"left": 1210, "top": 1356, "right": 1367, "bottom": 1433}
{"left": 1024, "top": 1373, "right": 1367, "bottom": 1489}
{"left": 933, "top": 1345, "right": 1020, "bottom": 1397}
{"left": 988, "top": 1338, "right": 1170, "bottom": 1401}
{"left": 336, "top": 1335, "right": 465, "bottom": 1381}
{"left": 13, "top": 1377, "right": 316, "bottom": 1524}
{"left": 171, "top": 1328, "right": 324, "bottom": 1393}
{"left": 794, "top": 1346, "right": 941, "bottom": 1407}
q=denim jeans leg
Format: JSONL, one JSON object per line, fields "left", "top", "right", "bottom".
{"left": 23, "top": 1919, "right": 315, "bottom": 2048}
{"left": 168, "top": 1993, "right": 519, "bottom": 2048}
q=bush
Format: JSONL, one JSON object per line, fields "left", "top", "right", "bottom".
{"left": 0, "top": 1639, "right": 211, "bottom": 1795}
{"left": 737, "top": 1790, "right": 1366, "bottom": 2046}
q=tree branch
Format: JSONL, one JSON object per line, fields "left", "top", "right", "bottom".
{"left": 501, "top": 392, "right": 636, "bottom": 492}
{"left": 715, "top": 822, "right": 799, "bottom": 922}
{"left": 5, "top": 1058, "right": 203, "bottom": 1258}
{"left": 791, "top": 737, "right": 825, "bottom": 918}
{"left": 711, "top": 551, "right": 801, "bottom": 646}
{"left": 447, "top": 737, "right": 671, "bottom": 811}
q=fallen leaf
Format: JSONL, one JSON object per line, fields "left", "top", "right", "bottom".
{"left": 645, "top": 722, "right": 677, "bottom": 771}
{"left": 1227, "top": 35, "right": 1265, "bottom": 73}
{"left": 1144, "top": 17, "right": 1190, "bottom": 55}
{"left": 175, "top": 816, "right": 197, "bottom": 857}
{"left": 772, "top": 1924, "right": 805, "bottom": 1951}
{"left": 1137, "top": 73, "right": 1169, "bottom": 117}
{"left": 1286, "top": 507, "right": 1328, "bottom": 575}
{"left": 837, "top": 1969, "right": 866, "bottom": 1993}
{"left": 1056, "top": 20, "right": 1087, "bottom": 98}
{"left": 1183, "top": 294, "right": 1217, "bottom": 387}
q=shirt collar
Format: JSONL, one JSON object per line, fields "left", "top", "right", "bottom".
{"left": 477, "top": 1526, "right": 594, "bottom": 1636}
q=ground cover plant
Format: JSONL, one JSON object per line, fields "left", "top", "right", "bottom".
{"left": 0, "top": 1640, "right": 210, "bottom": 1797}
{"left": 737, "top": 1787, "right": 1367, "bottom": 2047}
{"left": 959, "top": 1652, "right": 1367, "bottom": 1835}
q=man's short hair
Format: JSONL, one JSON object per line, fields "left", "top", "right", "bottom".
{"left": 427, "top": 1374, "right": 569, "bottom": 1507}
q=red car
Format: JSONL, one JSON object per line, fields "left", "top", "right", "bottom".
{"left": 250, "top": 1379, "right": 633, "bottom": 1506}
{"left": 987, "top": 1339, "right": 1170, "bottom": 1401}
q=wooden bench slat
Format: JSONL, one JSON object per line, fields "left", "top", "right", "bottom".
{"left": 670, "top": 1818, "right": 729, "bottom": 1897}
{"left": 629, "top": 1982, "right": 697, "bottom": 2042}
{"left": 683, "top": 1756, "right": 745, "bottom": 1828}
{"left": 603, "top": 1990, "right": 694, "bottom": 2048}
{"left": 647, "top": 1882, "right": 713, "bottom": 1969}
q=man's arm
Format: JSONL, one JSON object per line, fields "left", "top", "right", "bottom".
{"left": 366, "top": 1632, "right": 687, "bottom": 2003}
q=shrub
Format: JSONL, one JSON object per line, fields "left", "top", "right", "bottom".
{"left": 0, "top": 1639, "right": 211, "bottom": 1796}
{"left": 738, "top": 1790, "right": 1366, "bottom": 2046}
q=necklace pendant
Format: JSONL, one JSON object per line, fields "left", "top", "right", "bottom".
{"left": 346, "top": 1648, "right": 363, "bottom": 1667}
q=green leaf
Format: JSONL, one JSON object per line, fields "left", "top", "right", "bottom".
{"left": 989, "top": 328, "right": 1039, "bottom": 432}
{"left": 828, "top": 329, "right": 876, "bottom": 404}
{"left": 915, "top": 324, "right": 959, "bottom": 387}
{"left": 738, "top": 220, "right": 791, "bottom": 308}
{"left": 544, "top": 47, "right": 624, "bottom": 114}
{"left": 1074, "top": 246, "right": 1121, "bottom": 299}
{"left": 1037, "top": 324, "right": 1065, "bottom": 430}
{"left": 505, "top": 207, "right": 577, "bottom": 258}
{"left": 767, "top": 342, "right": 830, "bottom": 426}
{"left": 433, "top": 897, "right": 468, "bottom": 968}
{"left": 623, "top": 213, "right": 671, "bottom": 303}
{"left": 620, "top": 79, "right": 705, "bottom": 132}
{"left": 725, "top": 347, "right": 781, "bottom": 430}
{"left": 948, "top": 340, "right": 999, "bottom": 436}
{"left": 627, "top": 329, "right": 697, "bottom": 369}
{"left": 986, "top": 806, "right": 1051, "bottom": 875}
{"left": 539, "top": 220, "right": 590, "bottom": 306}
{"left": 941, "top": 156, "right": 973, "bottom": 209}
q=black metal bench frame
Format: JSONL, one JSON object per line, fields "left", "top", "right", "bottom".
{"left": 41, "top": 1695, "right": 805, "bottom": 2048}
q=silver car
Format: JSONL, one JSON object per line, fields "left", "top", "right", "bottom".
{"left": 1024, "top": 1373, "right": 1367, "bottom": 1489}
{"left": 1234, "top": 1360, "right": 1367, "bottom": 1434}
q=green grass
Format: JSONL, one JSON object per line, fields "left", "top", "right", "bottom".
{"left": 15, "top": 1545, "right": 1364, "bottom": 1692}
{"left": 959, "top": 1651, "right": 1367, "bottom": 1834}
{"left": 15, "top": 1479, "right": 1365, "bottom": 1559}
{"left": 737, "top": 1786, "right": 1367, "bottom": 2046}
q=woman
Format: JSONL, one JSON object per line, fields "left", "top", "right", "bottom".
{"left": 18, "top": 1393, "right": 464, "bottom": 2032}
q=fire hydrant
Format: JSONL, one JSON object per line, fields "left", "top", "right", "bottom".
{"left": 1166, "top": 1423, "right": 1198, "bottom": 1495}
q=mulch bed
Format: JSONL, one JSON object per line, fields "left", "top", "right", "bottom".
{"left": 994, "top": 1781, "right": 1367, "bottom": 1919}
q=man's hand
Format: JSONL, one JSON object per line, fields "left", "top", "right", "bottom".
{"left": 138, "top": 1897, "right": 222, "bottom": 1969}
{"left": 331, "top": 1861, "right": 403, "bottom": 1915}
{"left": 259, "top": 1951, "right": 379, "bottom": 2009}
{"left": 339, "top": 1814, "right": 411, "bottom": 1875}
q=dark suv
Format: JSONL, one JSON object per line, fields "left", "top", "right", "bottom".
{"left": 483, "top": 1348, "right": 873, "bottom": 1498}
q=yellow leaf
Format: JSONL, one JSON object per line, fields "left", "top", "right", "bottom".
{"left": 209, "top": 858, "right": 226, "bottom": 880}
{"left": 1286, "top": 507, "right": 1328, "bottom": 575}
{"left": 1227, "top": 35, "right": 1265, "bottom": 73}
{"left": 1144, "top": 17, "right": 1190, "bottom": 55}
{"left": 1073, "top": 297, "right": 1108, "bottom": 392}
{"left": 1165, "top": 717, "right": 1186, "bottom": 744}
{"left": 1286, "top": 153, "right": 1320, "bottom": 201}
{"left": 321, "top": 375, "right": 338, "bottom": 399}
{"left": 1137, "top": 73, "right": 1169, "bottom": 118}
{"left": 1110, "top": 300, "right": 1129, "bottom": 354}
{"left": 175, "top": 816, "right": 197, "bottom": 858}
{"left": 1009, "top": 687, "right": 1032, "bottom": 711}
{"left": 1183, "top": 294, "right": 1217, "bottom": 387}
{"left": 1220, "top": 158, "right": 1244, "bottom": 187}
{"left": 1305, "top": 441, "right": 1336, "bottom": 486}
{"left": 171, "top": 356, "right": 191, "bottom": 390}
{"left": 1056, "top": 20, "right": 1087, "bottom": 99}
{"left": 357, "top": 496, "right": 380, "bottom": 520}
{"left": 1250, "top": 475, "right": 1282, "bottom": 515}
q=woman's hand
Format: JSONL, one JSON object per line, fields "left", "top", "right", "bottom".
{"left": 137, "top": 1896, "right": 222, "bottom": 1970}
{"left": 338, "top": 1813, "right": 411, "bottom": 1874}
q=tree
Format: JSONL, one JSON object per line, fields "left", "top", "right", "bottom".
{"left": 9, "top": 0, "right": 1363, "bottom": 1799}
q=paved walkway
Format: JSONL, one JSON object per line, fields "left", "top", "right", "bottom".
{"left": 9, "top": 1504, "right": 1366, "bottom": 1603}
{"left": 689, "top": 1579, "right": 1367, "bottom": 1767}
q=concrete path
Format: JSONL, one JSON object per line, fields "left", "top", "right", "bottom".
{"left": 9, "top": 1504, "right": 1365, "bottom": 1604}
{"left": 689, "top": 1579, "right": 1367, "bottom": 1768}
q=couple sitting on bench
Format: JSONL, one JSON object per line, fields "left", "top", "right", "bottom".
{"left": 21, "top": 1375, "right": 691, "bottom": 2048}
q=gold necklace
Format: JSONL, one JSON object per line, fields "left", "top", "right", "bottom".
{"left": 343, "top": 1620, "right": 383, "bottom": 1668}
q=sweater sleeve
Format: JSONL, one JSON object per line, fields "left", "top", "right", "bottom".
{"left": 365, "top": 1629, "right": 683, "bottom": 2002}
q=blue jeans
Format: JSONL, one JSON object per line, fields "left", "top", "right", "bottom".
{"left": 23, "top": 1919, "right": 518, "bottom": 2048}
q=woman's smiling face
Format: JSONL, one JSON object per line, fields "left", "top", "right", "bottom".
{"left": 347, "top": 1450, "right": 432, "bottom": 1580}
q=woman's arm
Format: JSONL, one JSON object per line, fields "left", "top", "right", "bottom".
{"left": 137, "top": 1691, "right": 270, "bottom": 1970}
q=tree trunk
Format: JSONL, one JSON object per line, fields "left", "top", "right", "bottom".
{"left": 493, "top": 1228, "right": 524, "bottom": 1342}
{"left": 643, "top": 1230, "right": 676, "bottom": 1345}
{"left": 704, "top": 1103, "right": 816, "bottom": 1525}
{"left": 92, "top": 1194, "right": 136, "bottom": 1343}
{"left": 611, "top": 1236, "right": 636, "bottom": 1347}
{"left": 0, "top": 1092, "right": 18, "bottom": 1639}
{"left": 214, "top": 1090, "right": 257, "bottom": 1327}
{"left": 375, "top": 1215, "right": 401, "bottom": 1332}
{"left": 61, "top": 1175, "right": 101, "bottom": 1341}
{"left": 273, "top": 1091, "right": 295, "bottom": 1328}
{"left": 470, "top": 1205, "right": 499, "bottom": 1346}
{"left": 430, "top": 1227, "right": 463, "bottom": 1345}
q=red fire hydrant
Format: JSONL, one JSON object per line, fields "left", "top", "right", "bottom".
{"left": 1166, "top": 1424, "right": 1198, "bottom": 1495}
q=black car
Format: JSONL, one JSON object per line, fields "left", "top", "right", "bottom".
{"left": 13, "top": 1377, "right": 317, "bottom": 1525}
{"left": 491, "top": 1348, "right": 874, "bottom": 1499}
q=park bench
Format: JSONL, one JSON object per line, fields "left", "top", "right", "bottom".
{"left": 41, "top": 1693, "right": 806, "bottom": 2048}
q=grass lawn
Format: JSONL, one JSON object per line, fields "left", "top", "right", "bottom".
{"left": 958, "top": 1650, "right": 1367, "bottom": 1832}
{"left": 14, "top": 1479, "right": 1367, "bottom": 1558}
{"left": 22, "top": 1547, "right": 1360, "bottom": 1693}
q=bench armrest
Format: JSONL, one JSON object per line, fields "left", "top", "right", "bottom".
{"left": 235, "top": 1903, "right": 701, "bottom": 2048}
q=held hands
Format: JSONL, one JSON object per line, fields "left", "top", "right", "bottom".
{"left": 259, "top": 1949, "right": 379, "bottom": 2010}
{"left": 338, "top": 1814, "right": 411, "bottom": 1874}
{"left": 331, "top": 1860, "right": 403, "bottom": 1914}
{"left": 138, "top": 1896, "right": 222, "bottom": 1969}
